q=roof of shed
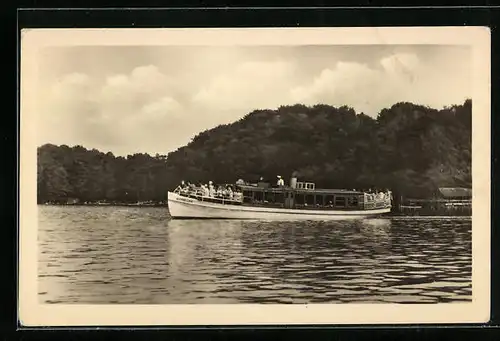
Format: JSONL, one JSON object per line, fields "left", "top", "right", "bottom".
{"left": 438, "top": 187, "right": 472, "bottom": 198}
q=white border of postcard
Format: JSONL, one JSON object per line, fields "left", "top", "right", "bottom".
{"left": 19, "top": 27, "right": 491, "bottom": 326}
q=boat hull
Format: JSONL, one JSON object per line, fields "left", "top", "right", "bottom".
{"left": 167, "top": 192, "right": 391, "bottom": 220}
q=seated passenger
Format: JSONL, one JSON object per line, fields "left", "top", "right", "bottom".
{"left": 180, "top": 181, "right": 189, "bottom": 194}
{"left": 233, "top": 191, "right": 243, "bottom": 202}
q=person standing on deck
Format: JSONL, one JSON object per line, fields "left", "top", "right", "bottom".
{"left": 208, "top": 181, "right": 215, "bottom": 197}
{"left": 277, "top": 175, "right": 284, "bottom": 187}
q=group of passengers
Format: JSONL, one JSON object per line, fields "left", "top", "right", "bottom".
{"left": 178, "top": 180, "right": 242, "bottom": 201}
{"left": 365, "top": 190, "right": 392, "bottom": 202}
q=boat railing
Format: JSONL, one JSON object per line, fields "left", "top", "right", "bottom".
{"left": 174, "top": 185, "right": 392, "bottom": 210}
{"left": 360, "top": 197, "right": 391, "bottom": 210}
{"left": 174, "top": 186, "right": 244, "bottom": 205}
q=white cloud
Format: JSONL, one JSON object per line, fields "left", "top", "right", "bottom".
{"left": 290, "top": 52, "right": 469, "bottom": 116}
{"left": 39, "top": 65, "right": 181, "bottom": 155}
{"left": 37, "top": 48, "right": 471, "bottom": 156}
{"left": 101, "top": 65, "right": 172, "bottom": 107}
{"left": 192, "top": 61, "right": 296, "bottom": 113}
{"left": 140, "top": 96, "right": 183, "bottom": 120}
{"left": 290, "top": 62, "right": 384, "bottom": 113}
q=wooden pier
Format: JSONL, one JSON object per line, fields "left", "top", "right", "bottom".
{"left": 394, "top": 187, "right": 472, "bottom": 216}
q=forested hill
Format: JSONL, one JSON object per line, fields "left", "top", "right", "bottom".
{"left": 37, "top": 99, "right": 471, "bottom": 204}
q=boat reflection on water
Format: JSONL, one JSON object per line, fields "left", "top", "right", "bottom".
{"left": 164, "top": 218, "right": 403, "bottom": 303}
{"left": 356, "top": 218, "right": 392, "bottom": 246}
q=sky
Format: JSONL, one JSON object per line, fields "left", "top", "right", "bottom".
{"left": 36, "top": 45, "right": 471, "bottom": 156}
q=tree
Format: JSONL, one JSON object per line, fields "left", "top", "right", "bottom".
{"left": 37, "top": 99, "right": 472, "bottom": 203}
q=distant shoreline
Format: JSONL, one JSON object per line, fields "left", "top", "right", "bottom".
{"left": 39, "top": 202, "right": 167, "bottom": 208}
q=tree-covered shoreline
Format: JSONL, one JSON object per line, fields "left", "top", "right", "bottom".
{"left": 37, "top": 100, "right": 471, "bottom": 205}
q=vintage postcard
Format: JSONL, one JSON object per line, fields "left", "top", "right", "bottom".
{"left": 19, "top": 27, "right": 491, "bottom": 326}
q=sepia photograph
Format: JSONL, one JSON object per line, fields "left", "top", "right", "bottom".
{"left": 19, "top": 27, "right": 491, "bottom": 326}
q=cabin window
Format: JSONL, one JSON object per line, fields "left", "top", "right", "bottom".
{"left": 305, "top": 194, "right": 315, "bottom": 206}
{"left": 242, "top": 191, "right": 252, "bottom": 203}
{"left": 297, "top": 182, "right": 304, "bottom": 189}
{"left": 295, "top": 194, "right": 305, "bottom": 205}
{"left": 302, "top": 183, "right": 314, "bottom": 190}
{"left": 264, "top": 192, "right": 275, "bottom": 203}
{"left": 254, "top": 191, "right": 264, "bottom": 202}
{"left": 315, "top": 195, "right": 324, "bottom": 206}
{"left": 335, "top": 196, "right": 346, "bottom": 207}
{"left": 347, "top": 196, "right": 358, "bottom": 207}
{"left": 325, "top": 195, "right": 334, "bottom": 207}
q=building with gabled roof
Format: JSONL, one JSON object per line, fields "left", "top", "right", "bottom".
{"left": 437, "top": 187, "right": 472, "bottom": 200}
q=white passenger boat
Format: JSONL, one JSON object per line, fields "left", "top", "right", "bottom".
{"left": 167, "top": 176, "right": 392, "bottom": 220}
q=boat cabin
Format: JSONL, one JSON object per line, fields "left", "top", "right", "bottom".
{"left": 236, "top": 177, "right": 390, "bottom": 211}
{"left": 236, "top": 185, "right": 379, "bottom": 210}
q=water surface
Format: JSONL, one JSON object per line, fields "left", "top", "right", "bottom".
{"left": 38, "top": 205, "right": 472, "bottom": 304}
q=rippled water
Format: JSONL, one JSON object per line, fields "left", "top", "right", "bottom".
{"left": 38, "top": 205, "right": 472, "bottom": 304}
